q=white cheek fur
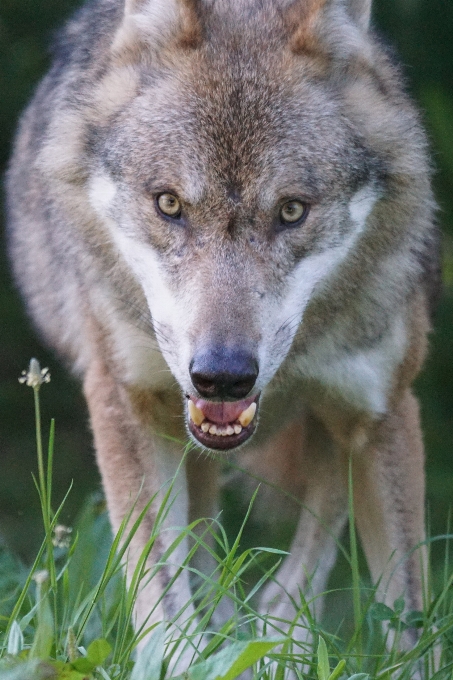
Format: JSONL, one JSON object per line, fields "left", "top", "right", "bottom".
{"left": 105, "top": 218, "right": 194, "bottom": 387}
{"left": 279, "top": 184, "right": 405, "bottom": 416}
{"left": 89, "top": 173, "right": 117, "bottom": 215}
{"left": 258, "top": 185, "right": 379, "bottom": 389}
{"left": 282, "top": 184, "right": 378, "bottom": 325}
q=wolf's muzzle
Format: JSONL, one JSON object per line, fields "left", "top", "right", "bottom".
{"left": 187, "top": 345, "right": 259, "bottom": 450}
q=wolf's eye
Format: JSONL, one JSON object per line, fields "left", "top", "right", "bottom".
{"left": 156, "top": 193, "right": 182, "bottom": 219}
{"left": 279, "top": 200, "right": 308, "bottom": 226}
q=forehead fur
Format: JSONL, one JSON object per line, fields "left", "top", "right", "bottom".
{"left": 101, "top": 32, "right": 372, "bottom": 204}
{"left": 112, "top": 0, "right": 373, "bottom": 74}
{"left": 85, "top": 0, "right": 399, "bottom": 205}
{"left": 189, "top": 52, "right": 368, "bottom": 198}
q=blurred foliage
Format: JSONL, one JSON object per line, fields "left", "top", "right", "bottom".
{"left": 0, "top": 0, "right": 452, "bottom": 576}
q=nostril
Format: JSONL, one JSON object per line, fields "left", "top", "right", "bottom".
{"left": 190, "top": 347, "right": 258, "bottom": 400}
{"left": 190, "top": 374, "right": 218, "bottom": 397}
{"left": 232, "top": 376, "right": 256, "bottom": 392}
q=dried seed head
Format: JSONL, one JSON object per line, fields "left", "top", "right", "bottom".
{"left": 66, "top": 627, "right": 78, "bottom": 662}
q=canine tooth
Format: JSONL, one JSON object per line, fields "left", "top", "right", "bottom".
{"left": 201, "top": 422, "right": 210, "bottom": 433}
{"left": 188, "top": 399, "right": 205, "bottom": 426}
{"left": 238, "top": 402, "right": 257, "bottom": 427}
{"left": 226, "top": 425, "right": 234, "bottom": 436}
{"left": 233, "top": 424, "right": 242, "bottom": 435}
{"left": 209, "top": 424, "right": 218, "bottom": 435}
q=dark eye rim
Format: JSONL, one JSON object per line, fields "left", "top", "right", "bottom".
{"left": 155, "top": 192, "right": 183, "bottom": 221}
{"left": 277, "top": 199, "right": 310, "bottom": 230}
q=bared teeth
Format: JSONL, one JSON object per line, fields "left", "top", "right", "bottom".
{"left": 188, "top": 399, "right": 205, "bottom": 426}
{"left": 189, "top": 401, "right": 257, "bottom": 437}
{"left": 238, "top": 402, "right": 257, "bottom": 427}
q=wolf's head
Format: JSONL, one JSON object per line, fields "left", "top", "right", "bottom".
{"left": 84, "top": 0, "right": 428, "bottom": 450}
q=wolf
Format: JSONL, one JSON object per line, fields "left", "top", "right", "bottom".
{"left": 6, "top": 0, "right": 439, "bottom": 668}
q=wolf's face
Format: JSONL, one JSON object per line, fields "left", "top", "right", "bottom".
{"left": 89, "top": 25, "right": 381, "bottom": 450}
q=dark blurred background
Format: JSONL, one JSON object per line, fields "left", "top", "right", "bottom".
{"left": 0, "top": 0, "right": 452, "bottom": 570}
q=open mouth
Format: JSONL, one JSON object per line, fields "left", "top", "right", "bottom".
{"left": 187, "top": 394, "right": 259, "bottom": 450}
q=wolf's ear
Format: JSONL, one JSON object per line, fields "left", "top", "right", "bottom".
{"left": 112, "top": 0, "right": 203, "bottom": 61}
{"left": 285, "top": 0, "right": 372, "bottom": 54}
{"left": 346, "top": 0, "right": 372, "bottom": 31}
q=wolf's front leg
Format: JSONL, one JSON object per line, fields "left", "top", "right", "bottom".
{"left": 259, "top": 414, "right": 348, "bottom": 645}
{"left": 83, "top": 359, "right": 198, "bottom": 661}
{"left": 353, "top": 389, "right": 427, "bottom": 648}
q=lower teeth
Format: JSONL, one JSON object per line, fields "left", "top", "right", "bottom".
{"left": 198, "top": 421, "right": 243, "bottom": 436}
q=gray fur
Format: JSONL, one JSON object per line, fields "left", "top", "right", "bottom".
{"left": 7, "top": 0, "right": 439, "bottom": 667}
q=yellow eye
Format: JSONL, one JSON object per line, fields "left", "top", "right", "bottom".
{"left": 280, "top": 200, "right": 307, "bottom": 225}
{"left": 157, "top": 193, "right": 182, "bottom": 218}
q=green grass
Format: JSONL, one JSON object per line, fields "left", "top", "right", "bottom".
{"left": 0, "top": 362, "right": 452, "bottom": 680}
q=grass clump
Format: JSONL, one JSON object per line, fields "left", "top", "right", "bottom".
{"left": 0, "top": 359, "right": 452, "bottom": 679}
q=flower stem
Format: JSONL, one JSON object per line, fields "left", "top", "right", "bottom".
{"left": 33, "top": 385, "right": 56, "bottom": 591}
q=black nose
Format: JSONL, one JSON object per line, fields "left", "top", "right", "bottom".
{"left": 190, "top": 346, "right": 259, "bottom": 400}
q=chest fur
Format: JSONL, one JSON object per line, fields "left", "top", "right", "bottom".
{"left": 294, "top": 315, "right": 408, "bottom": 416}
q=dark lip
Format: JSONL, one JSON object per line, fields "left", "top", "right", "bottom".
{"left": 188, "top": 418, "right": 256, "bottom": 450}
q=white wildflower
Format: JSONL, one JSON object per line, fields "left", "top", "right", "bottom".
{"left": 32, "top": 569, "right": 49, "bottom": 585}
{"left": 52, "top": 524, "right": 73, "bottom": 548}
{"left": 19, "top": 358, "right": 50, "bottom": 389}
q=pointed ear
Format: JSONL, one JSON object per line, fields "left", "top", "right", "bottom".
{"left": 347, "top": 0, "right": 372, "bottom": 31}
{"left": 283, "top": 0, "right": 328, "bottom": 54}
{"left": 283, "top": 0, "right": 372, "bottom": 54}
{"left": 112, "top": 0, "right": 203, "bottom": 62}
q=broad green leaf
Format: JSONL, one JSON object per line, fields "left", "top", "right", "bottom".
{"left": 369, "top": 603, "right": 394, "bottom": 621}
{"left": 317, "top": 636, "right": 330, "bottom": 680}
{"left": 347, "top": 674, "right": 370, "bottom": 679}
{"left": 72, "top": 657, "right": 96, "bottom": 673}
{"left": 53, "top": 660, "right": 88, "bottom": 679}
{"left": 86, "top": 638, "right": 112, "bottom": 665}
{"left": 130, "top": 623, "right": 165, "bottom": 680}
{"left": 393, "top": 597, "right": 405, "bottom": 615}
{"left": 173, "top": 638, "right": 284, "bottom": 680}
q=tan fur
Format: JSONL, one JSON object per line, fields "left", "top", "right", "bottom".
{"left": 7, "top": 0, "right": 439, "bottom": 672}
{"left": 177, "top": 0, "right": 204, "bottom": 48}
{"left": 84, "top": 358, "right": 203, "bottom": 669}
{"left": 284, "top": 0, "right": 328, "bottom": 55}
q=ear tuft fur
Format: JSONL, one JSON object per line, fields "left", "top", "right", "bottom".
{"left": 177, "top": 0, "right": 204, "bottom": 49}
{"left": 283, "top": 0, "right": 371, "bottom": 55}
{"left": 112, "top": 0, "right": 204, "bottom": 63}
{"left": 347, "top": 0, "right": 372, "bottom": 31}
{"left": 282, "top": 0, "right": 328, "bottom": 55}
